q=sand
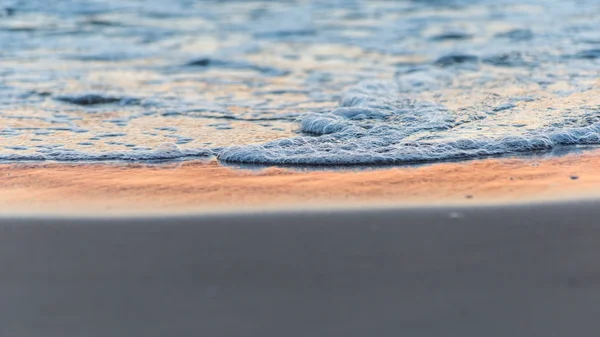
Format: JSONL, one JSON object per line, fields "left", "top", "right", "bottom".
{"left": 0, "top": 148, "right": 598, "bottom": 215}
{"left": 2, "top": 148, "right": 600, "bottom": 337}
{"left": 1, "top": 201, "right": 600, "bottom": 337}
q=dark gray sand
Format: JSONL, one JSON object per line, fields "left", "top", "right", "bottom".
{"left": 1, "top": 202, "right": 600, "bottom": 337}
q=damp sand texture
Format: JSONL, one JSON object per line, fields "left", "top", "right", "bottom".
{"left": 0, "top": 147, "right": 598, "bottom": 215}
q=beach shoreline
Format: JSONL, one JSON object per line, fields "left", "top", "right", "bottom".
{"left": 1, "top": 148, "right": 599, "bottom": 215}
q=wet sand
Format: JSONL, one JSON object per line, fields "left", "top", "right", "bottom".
{"left": 2, "top": 151, "right": 600, "bottom": 337}
{"left": 1, "top": 148, "right": 599, "bottom": 215}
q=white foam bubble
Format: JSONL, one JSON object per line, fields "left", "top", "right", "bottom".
{"left": 218, "top": 81, "right": 600, "bottom": 165}
{"left": 0, "top": 143, "right": 213, "bottom": 162}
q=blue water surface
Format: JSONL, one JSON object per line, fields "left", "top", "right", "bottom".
{"left": 1, "top": 0, "right": 600, "bottom": 164}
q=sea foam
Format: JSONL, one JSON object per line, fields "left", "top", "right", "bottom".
{"left": 2, "top": 0, "right": 600, "bottom": 165}
{"left": 218, "top": 81, "right": 600, "bottom": 165}
{"left": 0, "top": 143, "right": 212, "bottom": 162}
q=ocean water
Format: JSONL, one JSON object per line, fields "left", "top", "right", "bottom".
{"left": 1, "top": 0, "right": 600, "bottom": 165}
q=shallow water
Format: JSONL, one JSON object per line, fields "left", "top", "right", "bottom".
{"left": 1, "top": 0, "right": 599, "bottom": 164}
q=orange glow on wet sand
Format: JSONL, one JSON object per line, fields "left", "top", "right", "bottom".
{"left": 1, "top": 149, "right": 598, "bottom": 215}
